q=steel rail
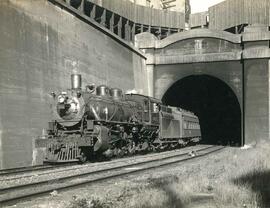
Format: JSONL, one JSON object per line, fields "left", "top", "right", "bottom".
{"left": 0, "top": 145, "right": 208, "bottom": 181}
{"left": 0, "top": 164, "right": 74, "bottom": 177}
{"left": 0, "top": 165, "right": 54, "bottom": 176}
{"left": 0, "top": 145, "right": 225, "bottom": 206}
{"left": 0, "top": 145, "right": 214, "bottom": 192}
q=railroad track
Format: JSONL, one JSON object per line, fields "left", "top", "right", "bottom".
{"left": 0, "top": 145, "right": 225, "bottom": 206}
{"left": 0, "top": 163, "right": 87, "bottom": 182}
{"left": 0, "top": 146, "right": 194, "bottom": 182}
{"left": 0, "top": 145, "right": 207, "bottom": 182}
{"left": 0, "top": 163, "right": 74, "bottom": 177}
{"left": 0, "top": 165, "right": 53, "bottom": 176}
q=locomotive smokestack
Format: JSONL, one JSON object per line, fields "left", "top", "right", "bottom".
{"left": 71, "top": 74, "right": 82, "bottom": 90}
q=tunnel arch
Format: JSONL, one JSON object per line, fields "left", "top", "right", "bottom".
{"left": 162, "top": 74, "right": 242, "bottom": 146}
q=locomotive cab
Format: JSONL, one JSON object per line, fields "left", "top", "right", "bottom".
{"left": 125, "top": 94, "right": 161, "bottom": 125}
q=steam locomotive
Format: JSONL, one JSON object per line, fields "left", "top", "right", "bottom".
{"left": 35, "top": 74, "right": 201, "bottom": 163}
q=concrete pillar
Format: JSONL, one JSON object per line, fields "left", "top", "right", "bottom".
{"left": 244, "top": 59, "right": 269, "bottom": 143}
{"left": 166, "top": 28, "right": 171, "bottom": 37}
{"left": 117, "top": 17, "right": 122, "bottom": 37}
{"left": 157, "top": 27, "right": 161, "bottom": 40}
{"left": 235, "top": 26, "right": 238, "bottom": 34}
{"left": 78, "top": 0, "right": 85, "bottom": 12}
{"left": 124, "top": 20, "right": 130, "bottom": 41}
{"left": 269, "top": 60, "right": 270, "bottom": 140}
{"left": 148, "top": 25, "right": 151, "bottom": 32}
{"left": 140, "top": 24, "right": 143, "bottom": 33}
{"left": 146, "top": 65, "right": 154, "bottom": 97}
{"left": 242, "top": 24, "right": 270, "bottom": 143}
{"left": 90, "top": 4, "right": 96, "bottom": 19}
{"left": 100, "top": 9, "right": 106, "bottom": 27}
{"left": 131, "top": 23, "right": 135, "bottom": 41}
{"left": 135, "top": 32, "right": 158, "bottom": 96}
{"left": 0, "top": 119, "right": 2, "bottom": 169}
{"left": 109, "top": 13, "right": 114, "bottom": 32}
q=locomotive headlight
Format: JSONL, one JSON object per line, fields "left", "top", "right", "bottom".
{"left": 53, "top": 91, "right": 85, "bottom": 126}
{"left": 58, "top": 95, "right": 65, "bottom": 103}
{"left": 56, "top": 95, "right": 81, "bottom": 120}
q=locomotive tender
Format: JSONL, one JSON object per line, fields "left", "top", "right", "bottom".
{"left": 35, "top": 74, "right": 201, "bottom": 163}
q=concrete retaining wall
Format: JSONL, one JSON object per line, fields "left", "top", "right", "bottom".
{"left": 0, "top": 0, "right": 146, "bottom": 169}
{"left": 244, "top": 59, "right": 269, "bottom": 144}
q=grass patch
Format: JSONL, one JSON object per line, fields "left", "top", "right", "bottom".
{"left": 67, "top": 140, "right": 270, "bottom": 208}
{"left": 68, "top": 197, "right": 111, "bottom": 208}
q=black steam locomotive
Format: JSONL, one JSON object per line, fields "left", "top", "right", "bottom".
{"left": 35, "top": 74, "right": 201, "bottom": 163}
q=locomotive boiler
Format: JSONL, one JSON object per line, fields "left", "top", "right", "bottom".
{"left": 35, "top": 74, "right": 201, "bottom": 163}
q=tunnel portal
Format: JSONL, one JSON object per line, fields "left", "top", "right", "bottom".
{"left": 162, "top": 75, "right": 241, "bottom": 146}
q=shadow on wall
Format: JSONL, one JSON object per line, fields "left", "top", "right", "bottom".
{"left": 233, "top": 170, "right": 270, "bottom": 208}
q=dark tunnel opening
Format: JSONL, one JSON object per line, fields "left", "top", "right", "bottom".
{"left": 162, "top": 75, "right": 241, "bottom": 146}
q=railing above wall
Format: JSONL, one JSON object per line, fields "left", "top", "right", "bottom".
{"left": 52, "top": 0, "right": 269, "bottom": 43}
{"left": 59, "top": 0, "right": 185, "bottom": 42}
{"left": 89, "top": 0, "right": 185, "bottom": 28}
{"left": 209, "top": 0, "right": 270, "bottom": 31}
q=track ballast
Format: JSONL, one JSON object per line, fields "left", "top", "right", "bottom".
{"left": 0, "top": 145, "right": 225, "bottom": 206}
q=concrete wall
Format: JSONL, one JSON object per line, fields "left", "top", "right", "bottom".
{"left": 244, "top": 59, "right": 269, "bottom": 143}
{"left": 242, "top": 25, "right": 270, "bottom": 144}
{"left": 136, "top": 26, "right": 270, "bottom": 146}
{"left": 0, "top": 0, "right": 146, "bottom": 169}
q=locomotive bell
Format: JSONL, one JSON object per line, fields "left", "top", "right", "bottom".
{"left": 71, "top": 74, "right": 82, "bottom": 90}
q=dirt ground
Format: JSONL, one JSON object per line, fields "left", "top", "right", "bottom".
{"left": 5, "top": 141, "right": 270, "bottom": 208}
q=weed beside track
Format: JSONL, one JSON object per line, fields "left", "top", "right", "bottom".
{"left": 64, "top": 140, "right": 270, "bottom": 208}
